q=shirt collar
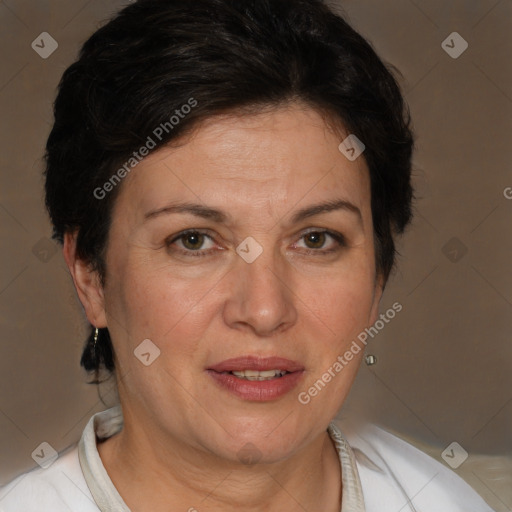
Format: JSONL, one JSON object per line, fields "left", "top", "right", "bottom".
{"left": 78, "top": 405, "right": 365, "bottom": 512}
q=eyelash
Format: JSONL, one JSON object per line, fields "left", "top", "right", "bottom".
{"left": 165, "top": 229, "right": 346, "bottom": 258}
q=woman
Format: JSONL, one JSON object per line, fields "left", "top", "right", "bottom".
{"left": 0, "top": 0, "right": 495, "bottom": 510}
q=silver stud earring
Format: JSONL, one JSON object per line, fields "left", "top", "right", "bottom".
{"left": 365, "top": 354, "right": 377, "bottom": 366}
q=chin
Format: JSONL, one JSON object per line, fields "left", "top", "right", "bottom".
{"left": 200, "top": 414, "right": 313, "bottom": 464}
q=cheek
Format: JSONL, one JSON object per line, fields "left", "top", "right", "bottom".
{"left": 298, "top": 258, "right": 377, "bottom": 344}
{"left": 105, "top": 254, "right": 220, "bottom": 356}
{"left": 302, "top": 283, "right": 375, "bottom": 364}
{"left": 295, "top": 273, "right": 375, "bottom": 417}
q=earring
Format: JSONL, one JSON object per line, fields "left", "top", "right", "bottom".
{"left": 365, "top": 354, "right": 377, "bottom": 366}
{"left": 93, "top": 327, "right": 99, "bottom": 350}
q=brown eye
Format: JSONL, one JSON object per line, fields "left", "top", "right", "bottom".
{"left": 303, "top": 231, "right": 326, "bottom": 249}
{"left": 165, "top": 229, "right": 217, "bottom": 257}
{"left": 181, "top": 232, "right": 206, "bottom": 251}
{"left": 294, "top": 229, "right": 346, "bottom": 255}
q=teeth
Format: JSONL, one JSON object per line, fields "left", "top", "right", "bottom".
{"left": 231, "top": 369, "right": 287, "bottom": 380}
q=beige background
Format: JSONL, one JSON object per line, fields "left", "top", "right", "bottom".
{"left": 0, "top": 0, "right": 510, "bottom": 509}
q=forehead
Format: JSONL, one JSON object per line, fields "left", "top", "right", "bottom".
{"left": 113, "top": 104, "right": 371, "bottom": 225}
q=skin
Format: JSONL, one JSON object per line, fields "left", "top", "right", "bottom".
{"left": 64, "top": 102, "right": 384, "bottom": 512}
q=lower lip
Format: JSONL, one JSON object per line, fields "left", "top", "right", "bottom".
{"left": 206, "top": 370, "right": 305, "bottom": 401}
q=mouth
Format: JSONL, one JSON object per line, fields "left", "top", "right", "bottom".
{"left": 206, "top": 356, "right": 305, "bottom": 401}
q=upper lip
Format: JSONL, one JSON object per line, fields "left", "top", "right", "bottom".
{"left": 207, "top": 356, "right": 304, "bottom": 373}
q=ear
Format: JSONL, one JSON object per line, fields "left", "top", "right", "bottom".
{"left": 368, "top": 273, "right": 385, "bottom": 325}
{"left": 62, "top": 231, "right": 107, "bottom": 328}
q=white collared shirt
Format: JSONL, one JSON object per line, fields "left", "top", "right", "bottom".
{"left": 0, "top": 406, "right": 495, "bottom": 511}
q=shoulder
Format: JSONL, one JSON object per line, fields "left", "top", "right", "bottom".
{"left": 0, "top": 444, "right": 98, "bottom": 512}
{"left": 333, "top": 418, "right": 495, "bottom": 512}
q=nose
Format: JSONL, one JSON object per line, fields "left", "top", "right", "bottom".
{"left": 222, "top": 244, "right": 298, "bottom": 337}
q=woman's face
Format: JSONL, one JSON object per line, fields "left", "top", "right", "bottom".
{"left": 83, "top": 103, "right": 382, "bottom": 463}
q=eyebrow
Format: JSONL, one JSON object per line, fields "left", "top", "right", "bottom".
{"left": 143, "top": 199, "right": 362, "bottom": 225}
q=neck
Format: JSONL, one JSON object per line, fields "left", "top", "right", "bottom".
{"left": 97, "top": 408, "right": 342, "bottom": 512}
